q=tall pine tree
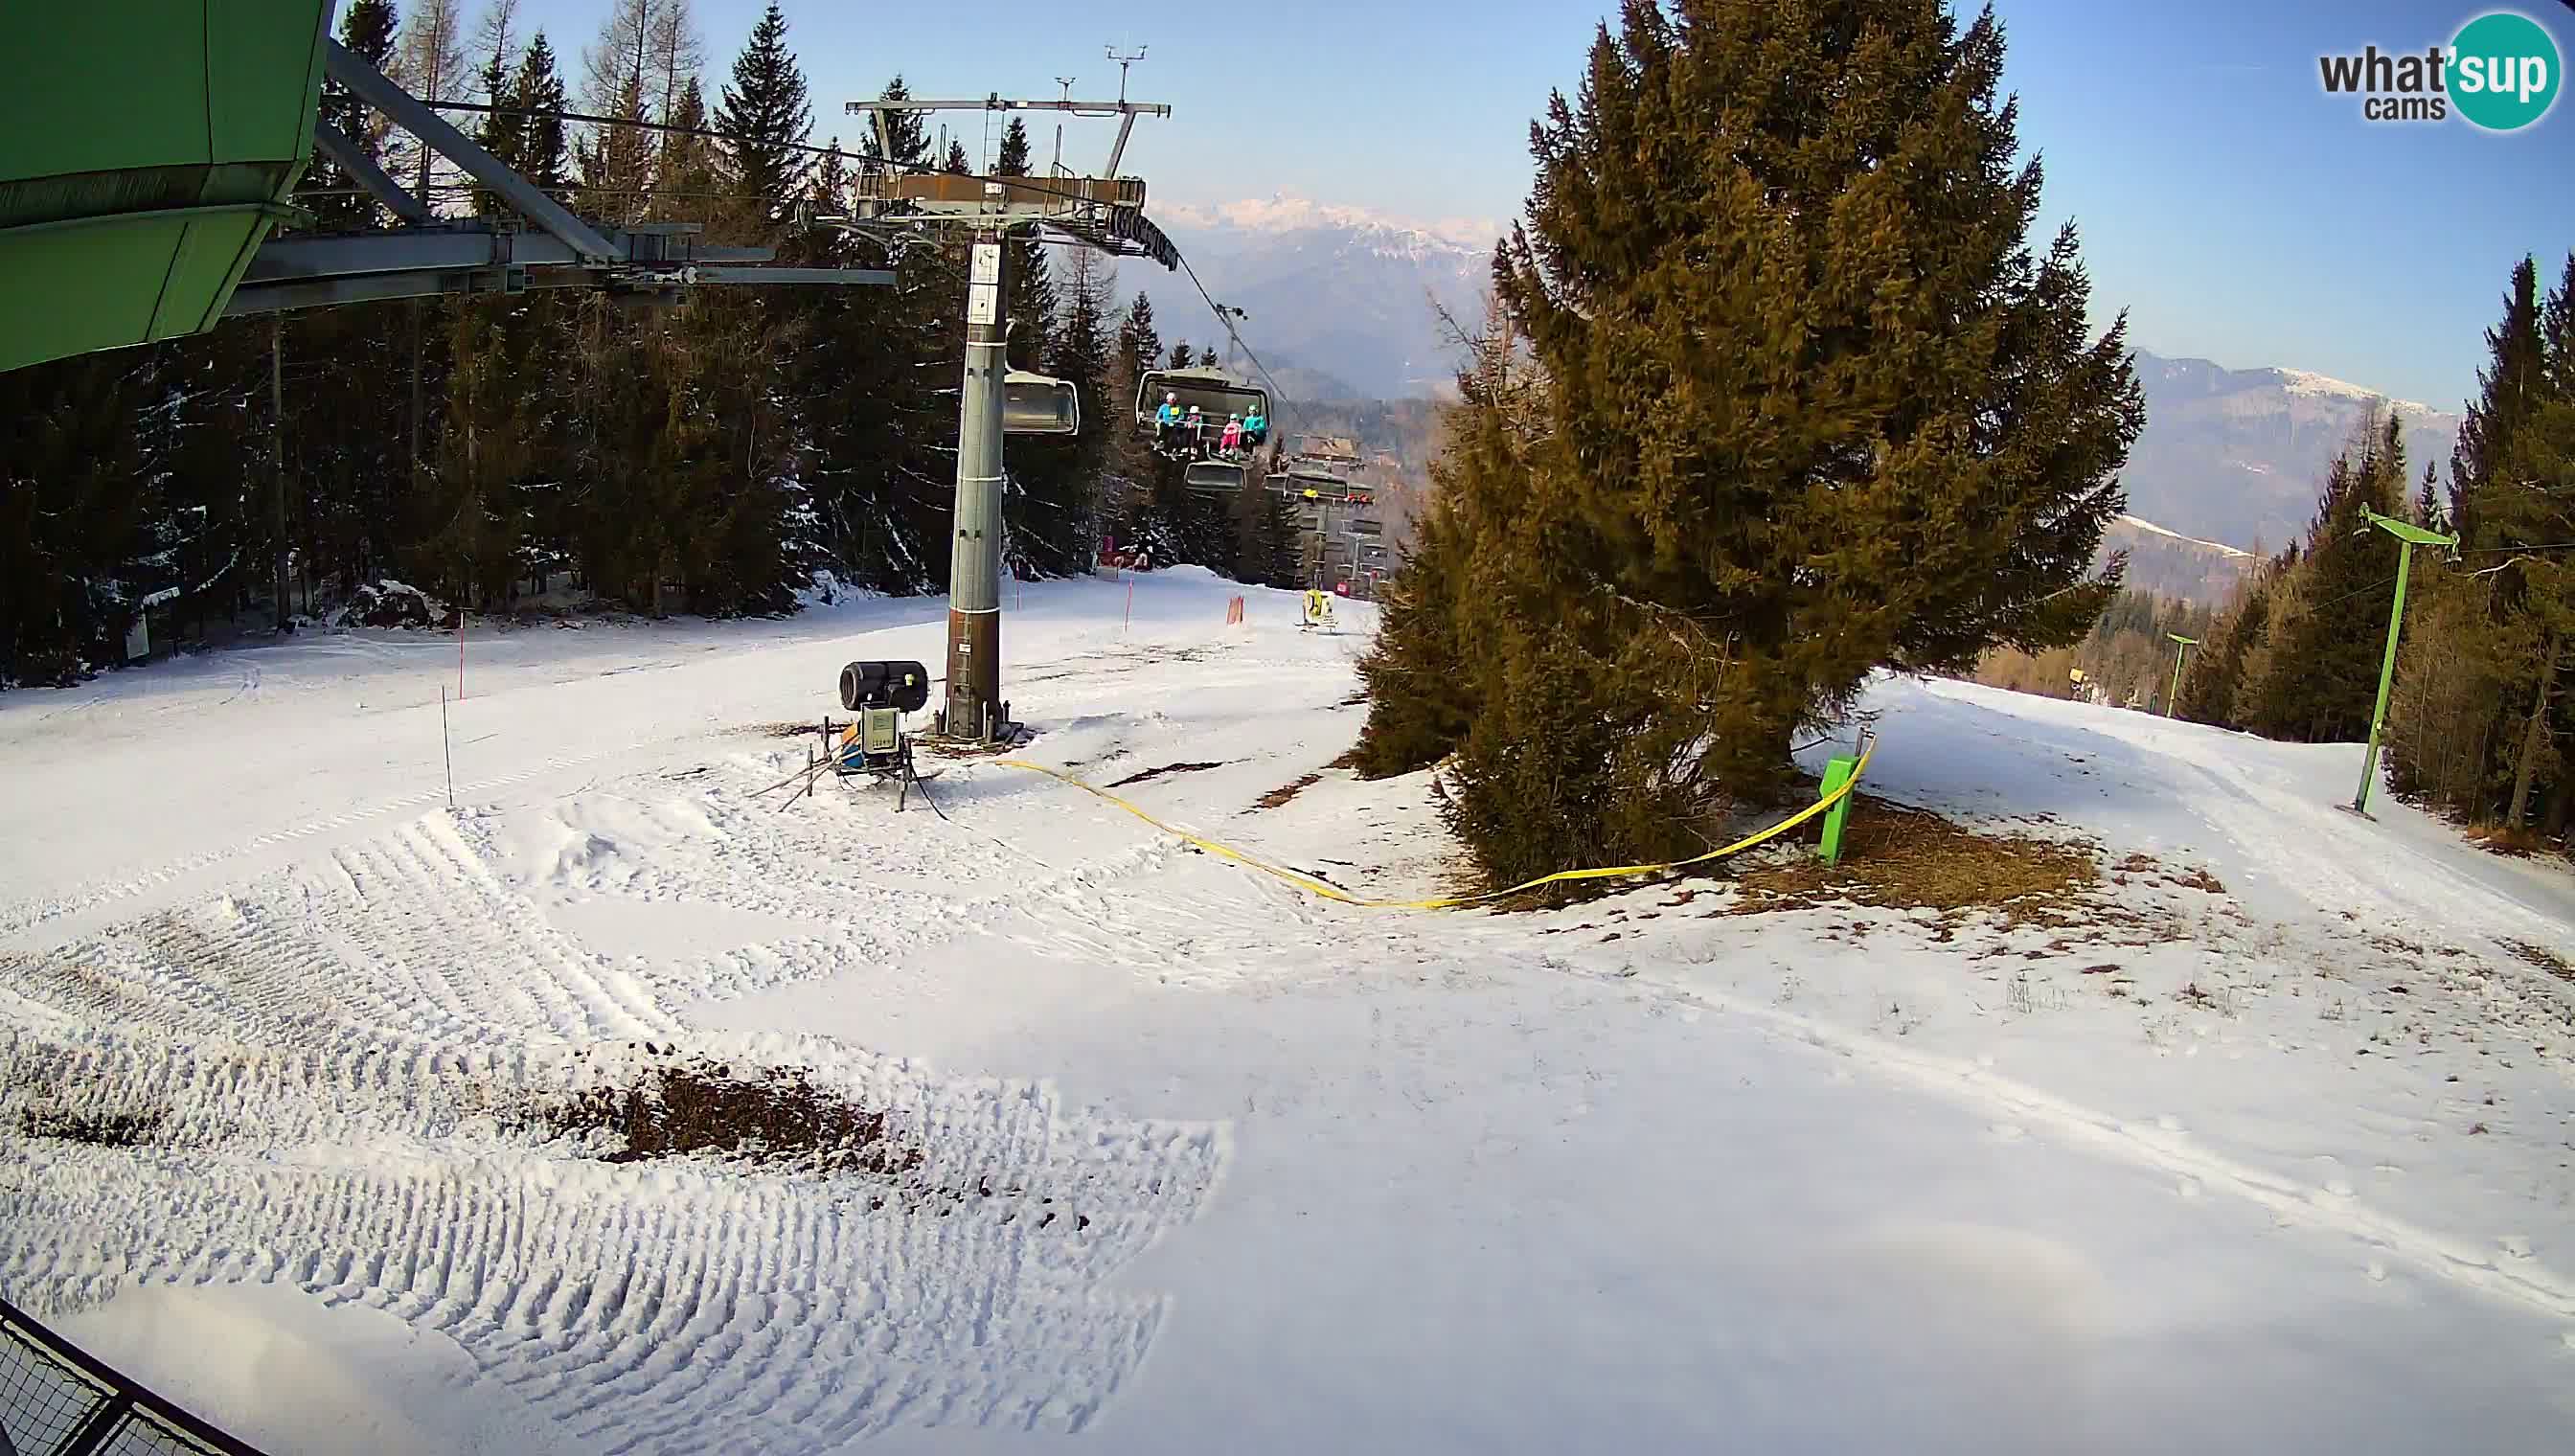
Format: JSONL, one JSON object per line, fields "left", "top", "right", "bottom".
{"left": 513, "top": 32, "right": 572, "bottom": 200}
{"left": 714, "top": 2, "right": 811, "bottom": 236}
{"left": 2238, "top": 416, "right": 2407, "bottom": 743}
{"left": 1360, "top": 0, "right": 2141, "bottom": 886}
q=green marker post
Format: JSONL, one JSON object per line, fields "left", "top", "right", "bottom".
{"left": 1816, "top": 755, "right": 1858, "bottom": 865}
{"left": 2164, "top": 633, "right": 2198, "bottom": 718}
{"left": 2353, "top": 509, "right": 2458, "bottom": 816}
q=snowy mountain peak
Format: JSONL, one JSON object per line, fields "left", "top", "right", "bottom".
{"left": 2114, "top": 513, "right": 2253, "bottom": 558}
{"left": 1154, "top": 193, "right": 1499, "bottom": 260}
{"left": 2265, "top": 367, "right": 2441, "bottom": 420}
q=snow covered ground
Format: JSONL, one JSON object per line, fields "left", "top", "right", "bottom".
{"left": 3, "top": 567, "right": 2571, "bottom": 1454}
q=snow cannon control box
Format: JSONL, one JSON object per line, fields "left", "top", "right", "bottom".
{"left": 837, "top": 661, "right": 930, "bottom": 762}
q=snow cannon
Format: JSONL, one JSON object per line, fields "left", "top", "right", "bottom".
{"left": 816, "top": 661, "right": 937, "bottom": 810}
{"left": 838, "top": 661, "right": 931, "bottom": 715}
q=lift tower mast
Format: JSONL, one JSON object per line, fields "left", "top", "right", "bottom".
{"left": 842, "top": 90, "right": 1178, "bottom": 742}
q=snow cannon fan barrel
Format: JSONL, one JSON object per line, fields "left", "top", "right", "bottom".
{"left": 839, "top": 661, "right": 931, "bottom": 715}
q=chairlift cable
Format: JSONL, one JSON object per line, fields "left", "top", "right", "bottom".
{"left": 415, "top": 96, "right": 1305, "bottom": 436}
{"left": 1172, "top": 248, "right": 1294, "bottom": 434}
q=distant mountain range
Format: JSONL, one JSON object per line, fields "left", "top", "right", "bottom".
{"left": 1135, "top": 200, "right": 2470, "bottom": 600}
{"left": 1142, "top": 196, "right": 1493, "bottom": 400}
{"left": 2121, "top": 352, "right": 2463, "bottom": 554}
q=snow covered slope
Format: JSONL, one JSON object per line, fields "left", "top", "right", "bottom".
{"left": 2, "top": 570, "right": 2571, "bottom": 1454}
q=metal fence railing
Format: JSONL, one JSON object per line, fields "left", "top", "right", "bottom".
{"left": 0, "top": 1296, "right": 270, "bottom": 1456}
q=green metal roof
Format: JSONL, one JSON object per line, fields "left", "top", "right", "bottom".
{"left": 0, "top": 2, "right": 330, "bottom": 374}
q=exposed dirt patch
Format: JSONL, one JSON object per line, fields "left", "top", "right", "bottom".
{"left": 747, "top": 719, "right": 823, "bottom": 739}
{"left": 2497, "top": 938, "right": 2575, "bottom": 985}
{"left": 16, "top": 1103, "right": 168, "bottom": 1148}
{"left": 1335, "top": 689, "right": 1369, "bottom": 709}
{"left": 1253, "top": 772, "right": 1324, "bottom": 810}
{"left": 1719, "top": 795, "right": 2100, "bottom": 924}
{"left": 1109, "top": 760, "right": 1228, "bottom": 788}
{"left": 2109, "top": 851, "right": 2223, "bottom": 895}
{"left": 521, "top": 1056, "right": 923, "bottom": 1177}
{"left": 2466, "top": 825, "right": 2562, "bottom": 859}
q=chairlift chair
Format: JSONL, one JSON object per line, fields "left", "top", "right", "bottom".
{"left": 1183, "top": 459, "right": 1247, "bottom": 494}
{"left": 1001, "top": 371, "right": 1080, "bottom": 435}
{"left": 1135, "top": 366, "right": 1269, "bottom": 456}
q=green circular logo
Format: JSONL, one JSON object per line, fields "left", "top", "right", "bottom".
{"left": 2451, "top": 11, "right": 2561, "bottom": 131}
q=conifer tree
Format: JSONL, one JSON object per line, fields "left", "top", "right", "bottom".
{"left": 1015, "top": 248, "right": 1114, "bottom": 570}
{"left": 513, "top": 33, "right": 572, "bottom": 199}
{"left": 2176, "top": 569, "right": 2272, "bottom": 727}
{"left": 578, "top": 70, "right": 654, "bottom": 225}
{"left": 1093, "top": 293, "right": 1163, "bottom": 538}
{"left": 1117, "top": 292, "right": 1162, "bottom": 382}
{"left": 301, "top": 0, "right": 403, "bottom": 232}
{"left": 1360, "top": 0, "right": 2141, "bottom": 883}
{"left": 804, "top": 78, "right": 958, "bottom": 592}
{"left": 991, "top": 120, "right": 1057, "bottom": 371}
{"left": 0, "top": 352, "right": 166, "bottom": 684}
{"left": 714, "top": 2, "right": 811, "bottom": 234}
{"left": 468, "top": 6, "right": 523, "bottom": 216}
{"left": 2453, "top": 258, "right": 2546, "bottom": 541}
{"left": 2239, "top": 419, "right": 2407, "bottom": 742}
{"left": 422, "top": 302, "right": 542, "bottom": 606}
{"left": 2488, "top": 255, "right": 2575, "bottom": 826}
{"left": 2384, "top": 254, "right": 2575, "bottom": 826}
{"left": 944, "top": 140, "right": 971, "bottom": 174}
{"left": 656, "top": 77, "right": 722, "bottom": 217}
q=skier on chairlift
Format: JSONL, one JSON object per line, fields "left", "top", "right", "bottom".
{"left": 1242, "top": 404, "right": 1266, "bottom": 448}
{"left": 1220, "top": 413, "right": 1244, "bottom": 454}
{"left": 1154, "top": 392, "right": 1182, "bottom": 449}
{"left": 1185, "top": 404, "right": 1206, "bottom": 455}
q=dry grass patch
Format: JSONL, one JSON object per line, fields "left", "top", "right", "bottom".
{"left": 1109, "top": 760, "right": 1227, "bottom": 788}
{"left": 1720, "top": 794, "right": 2099, "bottom": 925}
{"left": 2467, "top": 824, "right": 2560, "bottom": 858}
{"left": 2497, "top": 938, "right": 2575, "bottom": 985}
{"left": 522, "top": 1055, "right": 922, "bottom": 1177}
{"left": 17, "top": 1103, "right": 167, "bottom": 1148}
{"left": 1253, "top": 772, "right": 1324, "bottom": 810}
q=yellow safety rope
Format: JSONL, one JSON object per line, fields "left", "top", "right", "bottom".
{"left": 992, "top": 747, "right": 1873, "bottom": 910}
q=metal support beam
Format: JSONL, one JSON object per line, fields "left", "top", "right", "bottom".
{"left": 695, "top": 265, "right": 895, "bottom": 286}
{"left": 244, "top": 228, "right": 781, "bottom": 284}
{"left": 1105, "top": 112, "right": 1138, "bottom": 178}
{"left": 325, "top": 38, "right": 618, "bottom": 262}
{"left": 311, "top": 123, "right": 435, "bottom": 226}
{"left": 225, "top": 265, "right": 579, "bottom": 315}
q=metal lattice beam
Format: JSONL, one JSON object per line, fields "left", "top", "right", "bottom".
{"left": 309, "top": 123, "right": 434, "bottom": 227}
{"left": 324, "top": 38, "right": 618, "bottom": 262}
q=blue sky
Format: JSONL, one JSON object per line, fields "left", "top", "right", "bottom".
{"left": 498, "top": 0, "right": 2573, "bottom": 408}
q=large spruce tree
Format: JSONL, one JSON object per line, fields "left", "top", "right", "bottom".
{"left": 513, "top": 32, "right": 572, "bottom": 200}
{"left": 1359, "top": 0, "right": 2142, "bottom": 884}
{"left": 714, "top": 2, "right": 811, "bottom": 234}
{"left": 991, "top": 119, "right": 1057, "bottom": 372}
